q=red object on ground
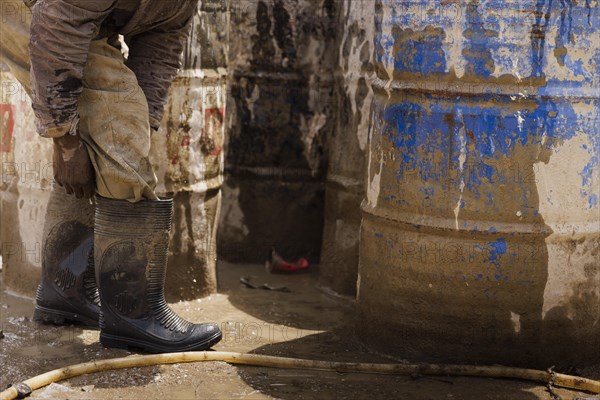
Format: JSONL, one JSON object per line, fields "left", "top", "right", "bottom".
{"left": 266, "top": 249, "right": 309, "bottom": 273}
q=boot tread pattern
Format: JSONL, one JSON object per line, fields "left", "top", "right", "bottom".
{"left": 83, "top": 250, "right": 101, "bottom": 307}
{"left": 113, "top": 291, "right": 138, "bottom": 315}
{"left": 148, "top": 257, "right": 191, "bottom": 334}
{"left": 54, "top": 268, "right": 76, "bottom": 290}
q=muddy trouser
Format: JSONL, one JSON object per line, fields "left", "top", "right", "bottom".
{"left": 0, "top": 0, "right": 158, "bottom": 201}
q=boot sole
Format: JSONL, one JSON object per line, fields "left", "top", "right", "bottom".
{"left": 100, "top": 331, "right": 223, "bottom": 353}
{"left": 33, "top": 305, "right": 99, "bottom": 329}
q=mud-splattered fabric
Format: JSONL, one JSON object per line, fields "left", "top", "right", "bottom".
{"left": 77, "top": 39, "right": 158, "bottom": 202}
{"left": 28, "top": 0, "right": 198, "bottom": 138}
{"left": 0, "top": 0, "right": 193, "bottom": 201}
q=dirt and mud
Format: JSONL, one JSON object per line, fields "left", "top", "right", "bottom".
{"left": 1, "top": 261, "right": 599, "bottom": 400}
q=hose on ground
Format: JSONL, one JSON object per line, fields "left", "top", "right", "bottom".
{"left": 1, "top": 351, "right": 599, "bottom": 400}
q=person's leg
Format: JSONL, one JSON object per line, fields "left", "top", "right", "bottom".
{"left": 94, "top": 196, "right": 222, "bottom": 352}
{"left": 33, "top": 184, "right": 99, "bottom": 327}
{"left": 80, "top": 39, "right": 221, "bottom": 352}
{"left": 0, "top": 11, "right": 156, "bottom": 201}
{"left": 77, "top": 39, "right": 158, "bottom": 202}
{"left": 0, "top": 0, "right": 100, "bottom": 326}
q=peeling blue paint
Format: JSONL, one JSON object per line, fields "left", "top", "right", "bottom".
{"left": 570, "top": 59, "right": 586, "bottom": 76}
{"left": 488, "top": 239, "right": 507, "bottom": 265}
{"left": 462, "top": 3, "right": 497, "bottom": 78}
{"left": 532, "top": 0, "right": 552, "bottom": 79}
{"left": 392, "top": 26, "right": 447, "bottom": 75}
{"left": 590, "top": 194, "right": 598, "bottom": 208}
{"left": 383, "top": 95, "right": 589, "bottom": 197}
{"left": 471, "top": 238, "right": 509, "bottom": 281}
{"left": 375, "top": 0, "right": 599, "bottom": 208}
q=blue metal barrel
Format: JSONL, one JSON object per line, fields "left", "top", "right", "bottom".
{"left": 358, "top": 0, "right": 599, "bottom": 367}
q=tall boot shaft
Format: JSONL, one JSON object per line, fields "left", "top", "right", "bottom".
{"left": 95, "top": 196, "right": 221, "bottom": 353}
{"left": 34, "top": 185, "right": 100, "bottom": 327}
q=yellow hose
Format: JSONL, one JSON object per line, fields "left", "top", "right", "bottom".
{"left": 1, "top": 351, "right": 599, "bottom": 400}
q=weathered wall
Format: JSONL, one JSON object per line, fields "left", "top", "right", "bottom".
{"left": 218, "top": 0, "right": 336, "bottom": 263}
{"left": 1, "top": 70, "right": 52, "bottom": 297}
{"left": 0, "top": 1, "right": 49, "bottom": 296}
{"left": 358, "top": 0, "right": 600, "bottom": 368}
{"left": 150, "top": 0, "right": 229, "bottom": 300}
{"left": 318, "top": 0, "right": 375, "bottom": 298}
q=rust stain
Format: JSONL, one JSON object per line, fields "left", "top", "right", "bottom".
{"left": 202, "top": 108, "right": 224, "bottom": 156}
{"left": 181, "top": 135, "right": 191, "bottom": 147}
{"left": 0, "top": 103, "right": 15, "bottom": 153}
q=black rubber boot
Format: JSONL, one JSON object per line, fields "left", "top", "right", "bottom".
{"left": 94, "top": 196, "right": 222, "bottom": 353}
{"left": 34, "top": 186, "right": 100, "bottom": 328}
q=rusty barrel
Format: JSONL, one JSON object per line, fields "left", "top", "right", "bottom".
{"left": 150, "top": 0, "right": 228, "bottom": 300}
{"left": 358, "top": 0, "right": 599, "bottom": 367}
{"left": 318, "top": 0, "right": 375, "bottom": 297}
{"left": 218, "top": 0, "right": 336, "bottom": 263}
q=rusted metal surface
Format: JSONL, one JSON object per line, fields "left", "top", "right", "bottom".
{"left": 318, "top": 0, "right": 375, "bottom": 298}
{"left": 218, "top": 0, "right": 336, "bottom": 262}
{"left": 150, "top": 1, "right": 229, "bottom": 300}
{"left": 358, "top": 0, "right": 599, "bottom": 367}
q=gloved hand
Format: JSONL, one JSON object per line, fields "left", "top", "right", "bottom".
{"left": 52, "top": 133, "right": 95, "bottom": 198}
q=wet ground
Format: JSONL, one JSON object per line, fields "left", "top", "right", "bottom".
{"left": 1, "top": 261, "right": 599, "bottom": 400}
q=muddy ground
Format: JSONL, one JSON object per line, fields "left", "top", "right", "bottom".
{"left": 1, "top": 261, "right": 599, "bottom": 400}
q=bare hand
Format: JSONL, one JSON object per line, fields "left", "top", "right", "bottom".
{"left": 52, "top": 134, "right": 95, "bottom": 198}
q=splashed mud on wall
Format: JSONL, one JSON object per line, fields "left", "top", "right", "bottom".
{"left": 358, "top": 0, "right": 600, "bottom": 368}
{"left": 218, "top": 0, "right": 335, "bottom": 262}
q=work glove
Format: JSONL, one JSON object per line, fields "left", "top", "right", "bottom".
{"left": 52, "top": 133, "right": 95, "bottom": 199}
